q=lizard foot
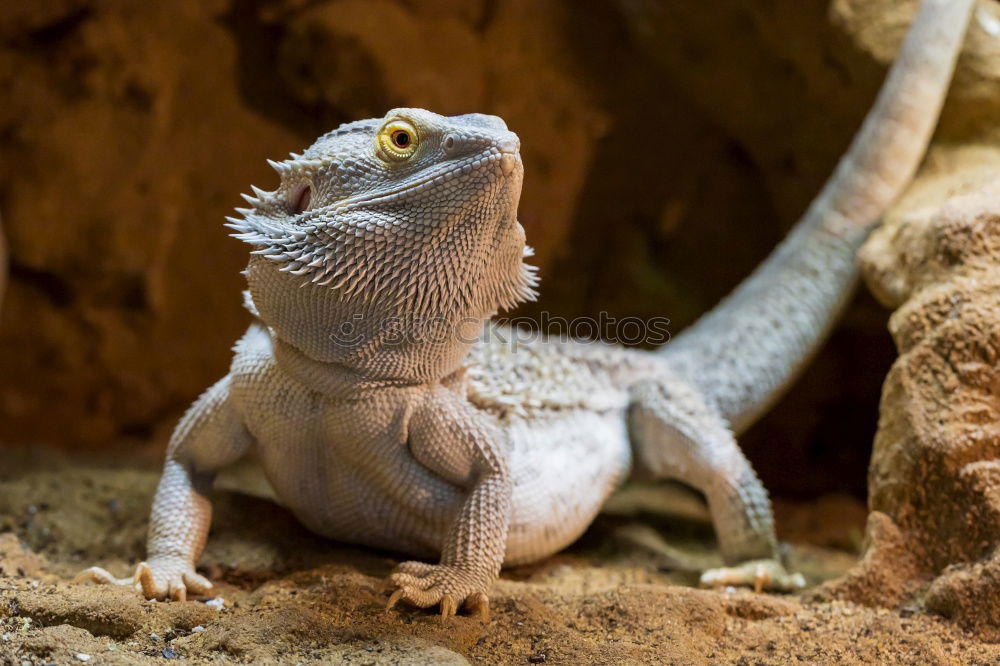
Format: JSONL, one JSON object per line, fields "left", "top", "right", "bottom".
{"left": 699, "top": 559, "right": 805, "bottom": 593}
{"left": 385, "top": 561, "right": 491, "bottom": 620}
{"left": 74, "top": 557, "right": 212, "bottom": 601}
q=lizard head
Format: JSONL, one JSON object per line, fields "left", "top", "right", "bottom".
{"left": 227, "top": 109, "right": 537, "bottom": 373}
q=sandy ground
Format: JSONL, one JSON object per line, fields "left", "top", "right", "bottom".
{"left": 0, "top": 447, "right": 996, "bottom": 665}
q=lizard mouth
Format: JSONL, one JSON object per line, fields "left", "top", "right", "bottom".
{"left": 330, "top": 149, "right": 518, "bottom": 213}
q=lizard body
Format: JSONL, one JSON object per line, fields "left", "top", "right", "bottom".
{"left": 77, "top": 0, "right": 973, "bottom": 617}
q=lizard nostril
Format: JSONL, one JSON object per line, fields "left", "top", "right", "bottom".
{"left": 500, "top": 153, "right": 517, "bottom": 176}
{"left": 497, "top": 138, "right": 518, "bottom": 155}
{"left": 443, "top": 135, "right": 457, "bottom": 153}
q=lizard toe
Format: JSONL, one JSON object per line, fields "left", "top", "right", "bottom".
{"left": 168, "top": 580, "right": 187, "bottom": 602}
{"left": 182, "top": 570, "right": 213, "bottom": 595}
{"left": 463, "top": 592, "right": 490, "bottom": 621}
{"left": 700, "top": 559, "right": 806, "bottom": 593}
{"left": 439, "top": 594, "right": 458, "bottom": 620}
{"left": 388, "top": 584, "right": 443, "bottom": 609}
{"left": 73, "top": 566, "right": 132, "bottom": 587}
{"left": 385, "top": 588, "right": 405, "bottom": 611}
{"left": 135, "top": 562, "right": 159, "bottom": 599}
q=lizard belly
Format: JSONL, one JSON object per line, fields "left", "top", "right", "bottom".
{"left": 231, "top": 348, "right": 463, "bottom": 559}
{"left": 503, "top": 409, "right": 632, "bottom": 566}
{"left": 254, "top": 435, "right": 461, "bottom": 559}
{"left": 466, "top": 330, "right": 641, "bottom": 565}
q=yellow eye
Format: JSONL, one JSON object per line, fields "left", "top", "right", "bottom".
{"left": 377, "top": 120, "right": 419, "bottom": 161}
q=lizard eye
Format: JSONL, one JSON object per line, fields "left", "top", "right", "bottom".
{"left": 291, "top": 185, "right": 312, "bottom": 215}
{"left": 391, "top": 130, "right": 410, "bottom": 149}
{"left": 376, "top": 120, "right": 419, "bottom": 162}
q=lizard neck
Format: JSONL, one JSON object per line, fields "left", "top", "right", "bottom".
{"left": 246, "top": 257, "right": 492, "bottom": 385}
{"left": 271, "top": 336, "right": 418, "bottom": 397}
{"left": 270, "top": 333, "right": 474, "bottom": 400}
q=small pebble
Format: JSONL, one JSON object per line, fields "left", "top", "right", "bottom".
{"left": 204, "top": 597, "right": 225, "bottom": 610}
{"left": 978, "top": 6, "right": 1000, "bottom": 36}
{"left": 162, "top": 647, "right": 177, "bottom": 659}
{"left": 74, "top": 654, "right": 92, "bottom": 662}
{"left": 149, "top": 633, "right": 159, "bottom": 641}
{"left": 191, "top": 626, "right": 205, "bottom": 633}
{"left": 528, "top": 653, "right": 547, "bottom": 664}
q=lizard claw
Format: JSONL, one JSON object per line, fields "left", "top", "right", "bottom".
{"left": 439, "top": 594, "right": 457, "bottom": 620}
{"left": 753, "top": 563, "right": 768, "bottom": 594}
{"left": 384, "top": 560, "right": 492, "bottom": 619}
{"left": 464, "top": 591, "right": 490, "bottom": 621}
{"left": 135, "top": 562, "right": 159, "bottom": 600}
{"left": 699, "top": 559, "right": 806, "bottom": 593}
{"left": 386, "top": 588, "right": 404, "bottom": 611}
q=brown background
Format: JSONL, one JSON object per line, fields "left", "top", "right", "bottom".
{"left": 4, "top": 0, "right": 986, "bottom": 499}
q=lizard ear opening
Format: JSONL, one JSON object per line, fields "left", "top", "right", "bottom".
{"left": 291, "top": 185, "right": 312, "bottom": 215}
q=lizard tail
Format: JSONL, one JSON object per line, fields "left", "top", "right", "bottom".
{"left": 659, "top": 0, "right": 974, "bottom": 434}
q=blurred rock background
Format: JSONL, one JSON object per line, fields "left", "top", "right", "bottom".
{"left": 0, "top": 0, "right": 993, "bottom": 501}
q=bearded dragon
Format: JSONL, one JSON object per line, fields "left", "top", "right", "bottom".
{"left": 76, "top": 0, "right": 973, "bottom": 618}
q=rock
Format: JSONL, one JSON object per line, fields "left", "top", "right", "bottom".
{"left": 324, "top": 640, "right": 471, "bottom": 666}
{"left": 0, "top": 1, "right": 299, "bottom": 443}
{"left": 621, "top": 0, "right": 1000, "bottom": 219}
{"left": 0, "top": 532, "right": 49, "bottom": 578}
{"left": 925, "top": 558, "right": 1000, "bottom": 641}
{"left": 0, "top": 0, "right": 610, "bottom": 446}
{"left": 852, "top": 154, "right": 1000, "bottom": 625}
{"left": 18, "top": 624, "right": 106, "bottom": 663}
{"left": 818, "top": 511, "right": 920, "bottom": 609}
{"left": 17, "top": 583, "right": 149, "bottom": 638}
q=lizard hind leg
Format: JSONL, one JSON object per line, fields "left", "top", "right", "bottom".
{"left": 627, "top": 378, "right": 804, "bottom": 592}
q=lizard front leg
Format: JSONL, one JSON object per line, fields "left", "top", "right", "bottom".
{"left": 76, "top": 374, "right": 252, "bottom": 600}
{"left": 386, "top": 385, "right": 510, "bottom": 619}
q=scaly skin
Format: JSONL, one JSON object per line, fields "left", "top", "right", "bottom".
{"left": 77, "top": 0, "right": 973, "bottom": 617}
